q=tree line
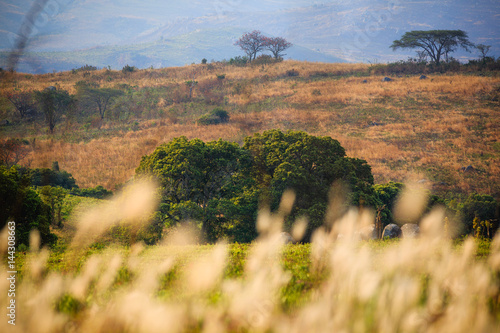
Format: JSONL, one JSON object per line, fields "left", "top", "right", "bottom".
{"left": 4, "top": 82, "right": 124, "bottom": 134}
{"left": 1, "top": 130, "right": 498, "bottom": 248}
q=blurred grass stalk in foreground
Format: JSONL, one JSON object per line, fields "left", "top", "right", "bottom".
{"left": 0, "top": 181, "right": 499, "bottom": 333}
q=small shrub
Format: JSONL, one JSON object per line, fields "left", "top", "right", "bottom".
{"left": 71, "top": 185, "right": 112, "bottom": 199}
{"left": 122, "top": 64, "right": 137, "bottom": 74}
{"left": 201, "top": 58, "right": 208, "bottom": 64}
{"left": 197, "top": 107, "right": 230, "bottom": 125}
{"left": 252, "top": 54, "right": 278, "bottom": 65}
{"left": 286, "top": 69, "right": 299, "bottom": 77}
{"left": 228, "top": 56, "right": 249, "bottom": 67}
{"left": 312, "top": 89, "right": 321, "bottom": 96}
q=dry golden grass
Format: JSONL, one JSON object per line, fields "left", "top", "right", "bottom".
{"left": 1, "top": 61, "right": 499, "bottom": 195}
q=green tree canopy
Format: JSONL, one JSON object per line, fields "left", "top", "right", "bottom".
{"left": 136, "top": 136, "right": 257, "bottom": 242}
{"left": 34, "top": 87, "right": 74, "bottom": 134}
{"left": 137, "top": 130, "right": 377, "bottom": 243}
{"left": 391, "top": 30, "right": 473, "bottom": 65}
{"left": 243, "top": 130, "right": 376, "bottom": 240}
{"left": 75, "top": 83, "right": 124, "bottom": 120}
{"left": 0, "top": 165, "right": 56, "bottom": 247}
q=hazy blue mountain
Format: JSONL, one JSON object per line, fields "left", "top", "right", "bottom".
{"left": 0, "top": 27, "right": 345, "bottom": 74}
{"left": 0, "top": 0, "right": 498, "bottom": 73}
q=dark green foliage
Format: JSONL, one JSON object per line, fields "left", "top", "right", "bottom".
{"left": 391, "top": 30, "right": 473, "bottom": 65}
{"left": 121, "top": 64, "right": 137, "bottom": 73}
{"left": 29, "top": 167, "right": 77, "bottom": 189}
{"left": 197, "top": 107, "right": 230, "bottom": 125}
{"left": 34, "top": 88, "right": 74, "bottom": 134}
{"left": 75, "top": 81, "right": 124, "bottom": 120}
{"left": 0, "top": 166, "right": 18, "bottom": 230}
{"left": 458, "top": 193, "right": 499, "bottom": 235}
{"left": 137, "top": 130, "right": 378, "bottom": 243}
{"left": 70, "top": 185, "right": 112, "bottom": 199}
{"left": 201, "top": 58, "right": 208, "bottom": 64}
{"left": 228, "top": 56, "right": 249, "bottom": 66}
{"left": 373, "top": 182, "right": 405, "bottom": 226}
{"left": 72, "top": 64, "right": 98, "bottom": 73}
{"left": 56, "top": 294, "right": 84, "bottom": 317}
{"left": 37, "top": 185, "right": 68, "bottom": 227}
{"left": 244, "top": 130, "right": 375, "bottom": 240}
{"left": 136, "top": 136, "right": 257, "bottom": 243}
{"left": 0, "top": 165, "right": 56, "bottom": 247}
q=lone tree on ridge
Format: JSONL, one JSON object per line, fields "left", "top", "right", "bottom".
{"left": 391, "top": 30, "right": 474, "bottom": 65}
{"left": 264, "top": 36, "right": 292, "bottom": 60}
{"left": 234, "top": 30, "right": 267, "bottom": 62}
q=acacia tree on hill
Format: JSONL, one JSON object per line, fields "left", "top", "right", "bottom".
{"left": 77, "top": 85, "right": 124, "bottom": 120}
{"left": 34, "top": 87, "right": 73, "bottom": 134}
{"left": 391, "top": 30, "right": 474, "bottom": 65}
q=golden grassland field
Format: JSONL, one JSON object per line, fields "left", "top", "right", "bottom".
{"left": 0, "top": 61, "right": 499, "bottom": 197}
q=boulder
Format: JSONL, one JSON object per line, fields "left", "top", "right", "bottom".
{"left": 382, "top": 77, "right": 392, "bottom": 82}
{"left": 357, "top": 225, "right": 377, "bottom": 240}
{"left": 280, "top": 232, "right": 296, "bottom": 244}
{"left": 419, "top": 75, "right": 427, "bottom": 79}
{"left": 463, "top": 165, "right": 474, "bottom": 173}
{"left": 401, "top": 224, "right": 420, "bottom": 238}
{"left": 382, "top": 224, "right": 402, "bottom": 239}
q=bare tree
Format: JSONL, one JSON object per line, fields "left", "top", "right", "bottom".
{"left": 264, "top": 36, "right": 292, "bottom": 60}
{"left": 476, "top": 44, "right": 491, "bottom": 63}
{"left": 4, "top": 90, "right": 37, "bottom": 119}
{"left": 235, "top": 30, "right": 267, "bottom": 62}
{"left": 0, "top": 138, "right": 31, "bottom": 167}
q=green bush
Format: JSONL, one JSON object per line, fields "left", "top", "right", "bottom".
{"left": 28, "top": 167, "right": 78, "bottom": 189}
{"left": 460, "top": 193, "right": 499, "bottom": 235}
{"left": 70, "top": 185, "right": 112, "bottom": 199}
{"left": 121, "top": 64, "right": 137, "bottom": 73}
{"left": 228, "top": 56, "right": 249, "bottom": 67}
{"left": 197, "top": 107, "right": 230, "bottom": 125}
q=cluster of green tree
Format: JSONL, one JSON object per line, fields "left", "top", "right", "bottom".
{"left": 0, "top": 165, "right": 56, "bottom": 247}
{"left": 3, "top": 81, "right": 126, "bottom": 133}
{"left": 0, "top": 158, "right": 115, "bottom": 248}
{"left": 137, "top": 130, "right": 375, "bottom": 243}
{"left": 137, "top": 130, "right": 499, "bottom": 244}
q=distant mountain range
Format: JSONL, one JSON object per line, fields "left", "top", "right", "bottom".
{"left": 0, "top": 0, "right": 498, "bottom": 73}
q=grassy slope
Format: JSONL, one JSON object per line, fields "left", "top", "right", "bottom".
{"left": 0, "top": 61, "right": 499, "bottom": 197}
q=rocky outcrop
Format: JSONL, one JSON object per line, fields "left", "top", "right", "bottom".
{"left": 382, "top": 224, "right": 402, "bottom": 239}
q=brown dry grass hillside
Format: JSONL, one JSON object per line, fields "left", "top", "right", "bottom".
{"left": 1, "top": 61, "right": 499, "bottom": 197}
